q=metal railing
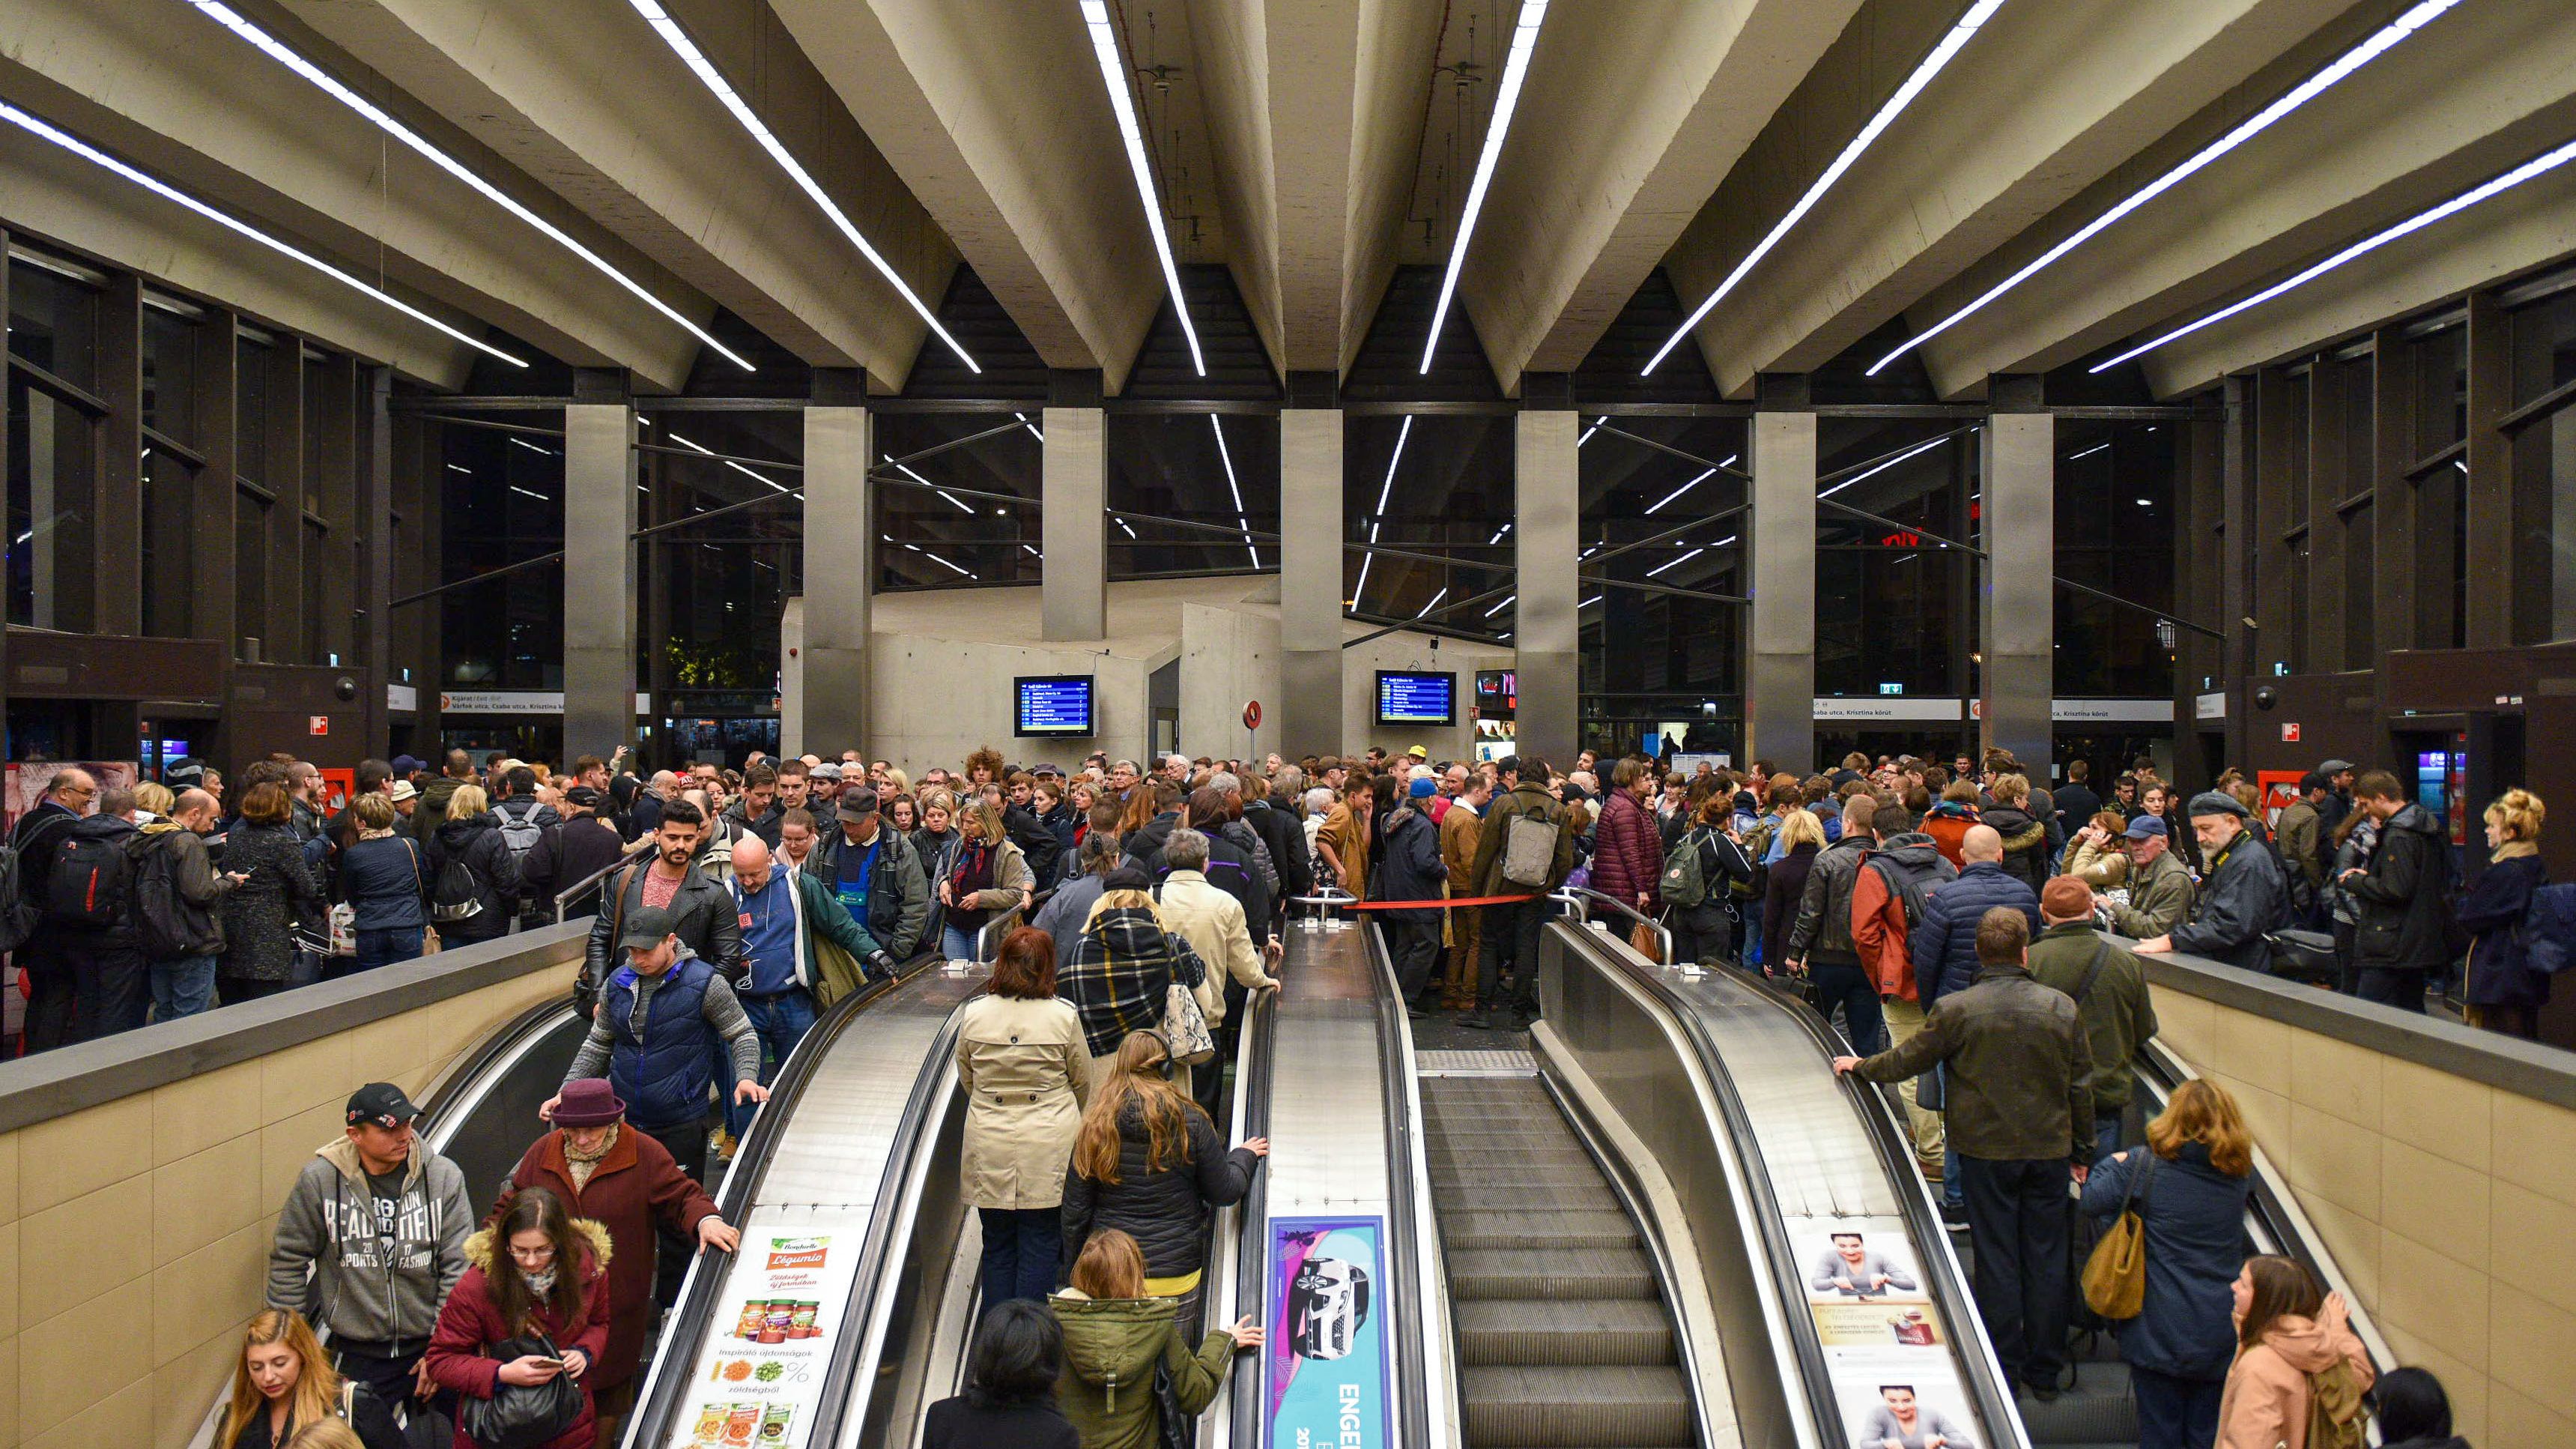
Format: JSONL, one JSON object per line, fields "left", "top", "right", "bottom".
{"left": 1551, "top": 885, "right": 1674, "bottom": 965}
{"left": 551, "top": 842, "right": 654, "bottom": 923}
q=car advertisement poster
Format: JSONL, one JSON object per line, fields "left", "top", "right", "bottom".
{"left": 680, "top": 1225, "right": 865, "bottom": 1449}
{"left": 1266, "top": 1217, "right": 1389, "bottom": 1449}
{"left": 1789, "top": 1216, "right": 1985, "bottom": 1449}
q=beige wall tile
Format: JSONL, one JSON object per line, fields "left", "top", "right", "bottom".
{"left": 0, "top": 1223, "right": 16, "bottom": 1343}
{"left": 2380, "top": 1323, "right": 2487, "bottom": 1443}
{"left": 2378, "top": 1231, "right": 2491, "bottom": 1365}
{"left": 2493, "top": 1180, "right": 2576, "bottom": 1278}
{"left": 346, "top": 1003, "right": 464, "bottom": 1086}
{"left": 17, "top": 1181, "right": 151, "bottom": 1328}
{"left": 2213, "top": 1072, "right": 2288, "bottom": 1156}
{"left": 151, "top": 1134, "right": 262, "bottom": 1271}
{"left": 2297, "top": 1196, "right": 2381, "bottom": 1309}
{"left": 2380, "top": 1056, "right": 2491, "bottom": 1174}
{"left": 2210, "top": 1005, "right": 2291, "bottom": 1098}
{"left": 0, "top": 1131, "right": 19, "bottom": 1224}
{"left": 151, "top": 1223, "right": 265, "bottom": 1370}
{"left": 2489, "top": 1091, "right": 2576, "bottom": 1204}
{"left": 151, "top": 1060, "right": 262, "bottom": 1168}
{"left": 2148, "top": 987, "right": 2215, "bottom": 1068}
{"left": 0, "top": 1331, "right": 19, "bottom": 1449}
{"left": 260, "top": 1103, "right": 342, "bottom": 1211}
{"left": 148, "top": 1329, "right": 236, "bottom": 1449}
{"left": 21, "top": 1376, "right": 147, "bottom": 1449}
{"left": 14, "top": 1093, "right": 150, "bottom": 1215}
{"left": 17, "top": 1274, "right": 151, "bottom": 1439}
{"left": 2486, "top": 1381, "right": 2573, "bottom": 1449}
{"left": 2285, "top": 1027, "right": 2380, "bottom": 1129}
{"left": 2380, "top": 1140, "right": 2490, "bottom": 1274}
{"left": 258, "top": 1032, "right": 354, "bottom": 1123}
{"left": 2486, "top": 1276, "right": 2576, "bottom": 1409}
{"left": 2285, "top": 1102, "right": 2381, "bottom": 1220}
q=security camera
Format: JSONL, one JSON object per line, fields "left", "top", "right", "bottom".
{"left": 2253, "top": 686, "right": 2279, "bottom": 711}
{"left": 333, "top": 675, "right": 359, "bottom": 702}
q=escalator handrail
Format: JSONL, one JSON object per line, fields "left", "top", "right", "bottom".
{"left": 1214, "top": 985, "right": 1278, "bottom": 1449}
{"left": 1359, "top": 920, "right": 1437, "bottom": 1449}
{"left": 1551, "top": 923, "right": 1875, "bottom": 1449}
{"left": 1554, "top": 886, "right": 1673, "bottom": 964}
{"left": 621, "top": 951, "right": 946, "bottom": 1449}
{"left": 414, "top": 996, "right": 576, "bottom": 1127}
{"left": 1724, "top": 965, "right": 2031, "bottom": 1448}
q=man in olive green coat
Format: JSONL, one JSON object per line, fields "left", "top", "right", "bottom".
{"left": 2028, "top": 877, "right": 2157, "bottom": 1164}
{"left": 2109, "top": 815, "right": 2195, "bottom": 939}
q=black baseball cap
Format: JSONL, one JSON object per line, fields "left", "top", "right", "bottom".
{"left": 565, "top": 785, "right": 604, "bottom": 808}
{"left": 836, "top": 793, "right": 879, "bottom": 823}
{"left": 347, "top": 1083, "right": 422, "bottom": 1131}
{"left": 619, "top": 904, "right": 679, "bottom": 951}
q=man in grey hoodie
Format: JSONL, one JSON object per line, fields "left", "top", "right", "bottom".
{"left": 267, "top": 1083, "right": 473, "bottom": 1408}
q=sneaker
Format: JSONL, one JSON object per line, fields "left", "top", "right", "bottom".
{"left": 1939, "top": 1200, "right": 1969, "bottom": 1231}
{"left": 1460, "top": 1013, "right": 1494, "bottom": 1031}
{"left": 1405, "top": 1005, "right": 1430, "bottom": 1021}
{"left": 2026, "top": 1384, "right": 2061, "bottom": 1404}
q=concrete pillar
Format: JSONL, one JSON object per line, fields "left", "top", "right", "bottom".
{"left": 1748, "top": 411, "right": 1816, "bottom": 774}
{"left": 1515, "top": 408, "right": 1579, "bottom": 769}
{"left": 1042, "top": 407, "right": 1107, "bottom": 640}
{"left": 562, "top": 402, "right": 637, "bottom": 756}
{"left": 804, "top": 398, "right": 872, "bottom": 751}
{"left": 1279, "top": 406, "right": 1344, "bottom": 758}
{"left": 1981, "top": 412, "right": 2055, "bottom": 772}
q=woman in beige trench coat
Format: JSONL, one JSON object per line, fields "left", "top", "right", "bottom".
{"left": 956, "top": 925, "right": 1096, "bottom": 1309}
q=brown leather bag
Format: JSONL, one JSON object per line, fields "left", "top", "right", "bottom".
{"left": 2081, "top": 1149, "right": 2156, "bottom": 1319}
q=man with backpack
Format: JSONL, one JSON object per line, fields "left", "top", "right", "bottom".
{"left": 491, "top": 765, "right": 563, "bottom": 931}
{"left": 43, "top": 784, "right": 150, "bottom": 1041}
{"left": 1787, "top": 793, "right": 1889, "bottom": 1055}
{"left": 1851, "top": 818, "right": 1959, "bottom": 1182}
{"left": 133, "top": 788, "right": 245, "bottom": 1022}
{"left": 1463, "top": 755, "right": 1575, "bottom": 1032}
{"left": 7, "top": 768, "right": 92, "bottom": 1052}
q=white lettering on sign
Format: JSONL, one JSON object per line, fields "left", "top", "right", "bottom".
{"left": 1339, "top": 1383, "right": 1363, "bottom": 1447}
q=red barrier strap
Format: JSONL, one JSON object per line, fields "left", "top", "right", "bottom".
{"left": 1331, "top": 892, "right": 1542, "bottom": 910}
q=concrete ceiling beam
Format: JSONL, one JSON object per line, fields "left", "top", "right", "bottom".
{"left": 1914, "top": 0, "right": 2576, "bottom": 398}
{"left": 281, "top": 0, "right": 955, "bottom": 387}
{"left": 1664, "top": 0, "right": 2345, "bottom": 398}
{"left": 1459, "top": 0, "right": 1858, "bottom": 396}
{"left": 0, "top": 0, "right": 697, "bottom": 387}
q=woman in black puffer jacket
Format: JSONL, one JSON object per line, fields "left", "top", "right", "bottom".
{"left": 1058, "top": 1029, "right": 1267, "bottom": 1331}
{"left": 422, "top": 783, "right": 521, "bottom": 946}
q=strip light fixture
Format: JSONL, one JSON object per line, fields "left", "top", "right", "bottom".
{"left": 626, "top": 0, "right": 977, "bottom": 372}
{"left": 1819, "top": 435, "right": 1948, "bottom": 497}
{"left": 670, "top": 432, "right": 793, "bottom": 495}
{"left": 1079, "top": 1, "right": 1204, "bottom": 375}
{"left": 1485, "top": 594, "right": 1516, "bottom": 617}
{"left": 2093, "top": 134, "right": 2576, "bottom": 372}
{"left": 0, "top": 103, "right": 524, "bottom": 367}
{"left": 1643, "top": 453, "right": 1739, "bottom": 515}
{"left": 1210, "top": 415, "right": 1261, "bottom": 569}
{"left": 1645, "top": 0, "right": 2006, "bottom": 375}
{"left": 1414, "top": 587, "right": 1449, "bottom": 620}
{"left": 1870, "top": 0, "right": 2459, "bottom": 377}
{"left": 1422, "top": 0, "right": 1549, "bottom": 374}
{"left": 1646, "top": 547, "right": 1704, "bottom": 578}
{"left": 1352, "top": 416, "right": 1414, "bottom": 606}
{"left": 186, "top": 0, "right": 754, "bottom": 371}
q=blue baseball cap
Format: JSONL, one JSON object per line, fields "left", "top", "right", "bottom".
{"left": 2123, "top": 814, "right": 2168, "bottom": 840}
{"left": 1409, "top": 776, "right": 1437, "bottom": 799}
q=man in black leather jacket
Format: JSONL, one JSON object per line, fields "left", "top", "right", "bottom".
{"left": 581, "top": 799, "right": 742, "bottom": 1009}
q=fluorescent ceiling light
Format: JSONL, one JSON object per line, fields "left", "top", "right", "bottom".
{"left": 1414, "top": 587, "right": 1448, "bottom": 619}
{"left": 1497, "top": 632, "right": 1512, "bottom": 641}
{"left": 447, "top": 464, "right": 473, "bottom": 475}
{"left": 1870, "top": 0, "right": 2460, "bottom": 377}
{"left": 1210, "top": 414, "right": 1261, "bottom": 569}
{"left": 1578, "top": 417, "right": 1604, "bottom": 447}
{"left": 1115, "top": 515, "right": 1139, "bottom": 539}
{"left": 1488, "top": 522, "right": 1513, "bottom": 545}
{"left": 1023, "top": 544, "right": 1043, "bottom": 557}
{"left": 627, "top": 0, "right": 976, "bottom": 372}
{"left": 1646, "top": 547, "right": 1704, "bottom": 578}
{"left": 2067, "top": 442, "right": 2110, "bottom": 460}
{"left": 1422, "top": 0, "right": 1549, "bottom": 374}
{"left": 509, "top": 485, "right": 551, "bottom": 501}
{"left": 1580, "top": 594, "right": 1603, "bottom": 610}
{"left": 1354, "top": 415, "right": 1413, "bottom": 606}
{"left": 187, "top": 0, "right": 753, "bottom": 371}
{"left": 1645, "top": 468, "right": 1717, "bottom": 515}
{"left": 901, "top": 542, "right": 972, "bottom": 578}
{"left": 670, "top": 431, "right": 793, "bottom": 495}
{"left": 0, "top": 102, "right": 524, "bottom": 367}
{"left": 509, "top": 437, "right": 557, "bottom": 456}
{"left": 1485, "top": 594, "right": 1516, "bottom": 617}
{"left": 1646, "top": 0, "right": 2006, "bottom": 375}
{"left": 2092, "top": 134, "right": 2576, "bottom": 372}
{"left": 1016, "top": 411, "right": 1046, "bottom": 442}
{"left": 1821, "top": 435, "right": 1950, "bottom": 497}
{"left": 1078, "top": 1, "right": 1204, "bottom": 375}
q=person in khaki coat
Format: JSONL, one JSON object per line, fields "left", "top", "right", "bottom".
{"left": 956, "top": 927, "right": 1095, "bottom": 1307}
{"left": 1154, "top": 829, "right": 1279, "bottom": 1118}
{"left": 1437, "top": 775, "right": 1488, "bottom": 1009}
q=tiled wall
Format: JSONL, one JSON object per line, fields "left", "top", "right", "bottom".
{"left": 0, "top": 961, "right": 575, "bottom": 1449}
{"left": 2153, "top": 983, "right": 2576, "bottom": 1447}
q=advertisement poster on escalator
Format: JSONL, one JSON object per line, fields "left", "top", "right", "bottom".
{"left": 1789, "top": 1216, "right": 1983, "bottom": 1449}
{"left": 1266, "top": 1217, "right": 1389, "bottom": 1449}
{"left": 682, "top": 1225, "right": 864, "bottom": 1449}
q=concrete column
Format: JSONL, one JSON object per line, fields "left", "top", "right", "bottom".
{"left": 1515, "top": 409, "right": 1579, "bottom": 769}
{"left": 803, "top": 402, "right": 873, "bottom": 751}
{"left": 1980, "top": 412, "right": 2055, "bottom": 771}
{"left": 1748, "top": 411, "right": 1816, "bottom": 774}
{"left": 562, "top": 402, "right": 637, "bottom": 756}
{"left": 1279, "top": 408, "right": 1344, "bottom": 758}
{"left": 1042, "top": 407, "right": 1107, "bottom": 640}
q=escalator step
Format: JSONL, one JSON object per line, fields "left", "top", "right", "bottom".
{"left": 1430, "top": 1156, "right": 1619, "bottom": 1188}
{"left": 1458, "top": 1366, "right": 1692, "bottom": 1448}
{"left": 1455, "top": 1299, "right": 1674, "bottom": 1367}
{"left": 1434, "top": 1180, "right": 1624, "bottom": 1214}
{"left": 1448, "top": 1247, "right": 1659, "bottom": 1301}
{"left": 1425, "top": 1143, "right": 1600, "bottom": 1178}
{"left": 1440, "top": 1208, "right": 1638, "bottom": 1249}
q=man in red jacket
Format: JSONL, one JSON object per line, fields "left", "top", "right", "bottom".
{"left": 492, "top": 1078, "right": 739, "bottom": 1440}
{"left": 1850, "top": 825, "right": 1958, "bottom": 1183}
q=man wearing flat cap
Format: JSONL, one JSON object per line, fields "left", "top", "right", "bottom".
{"left": 2135, "top": 791, "right": 2288, "bottom": 970}
{"left": 807, "top": 786, "right": 930, "bottom": 961}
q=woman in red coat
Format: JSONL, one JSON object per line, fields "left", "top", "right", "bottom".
{"left": 494, "top": 1079, "right": 736, "bottom": 1427}
{"left": 425, "top": 1186, "right": 612, "bottom": 1449}
{"left": 1589, "top": 759, "right": 1667, "bottom": 920}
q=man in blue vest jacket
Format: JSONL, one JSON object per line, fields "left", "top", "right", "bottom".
{"left": 546, "top": 904, "right": 766, "bottom": 1306}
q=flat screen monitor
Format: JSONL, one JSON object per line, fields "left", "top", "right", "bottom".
{"left": 1014, "top": 675, "right": 1096, "bottom": 737}
{"left": 1375, "top": 670, "right": 1455, "bottom": 727}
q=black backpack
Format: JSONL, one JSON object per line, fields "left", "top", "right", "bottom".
{"left": 0, "top": 837, "right": 39, "bottom": 954}
{"left": 46, "top": 820, "right": 135, "bottom": 929}
{"left": 431, "top": 853, "right": 485, "bottom": 922}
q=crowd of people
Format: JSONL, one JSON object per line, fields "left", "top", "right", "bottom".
{"left": 10, "top": 734, "right": 2547, "bottom": 1449}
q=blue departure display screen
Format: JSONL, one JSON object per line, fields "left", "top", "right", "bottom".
{"left": 1015, "top": 676, "right": 1096, "bottom": 737}
{"left": 1375, "top": 671, "right": 1455, "bottom": 727}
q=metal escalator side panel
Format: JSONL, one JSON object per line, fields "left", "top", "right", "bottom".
{"left": 1210, "top": 985, "right": 1277, "bottom": 1449}
{"left": 1362, "top": 920, "right": 1461, "bottom": 1449}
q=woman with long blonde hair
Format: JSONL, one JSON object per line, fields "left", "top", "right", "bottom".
{"left": 218, "top": 1309, "right": 403, "bottom": 1449}
{"left": 1057, "top": 1030, "right": 1268, "bottom": 1334}
{"left": 2079, "top": 1078, "right": 2258, "bottom": 1449}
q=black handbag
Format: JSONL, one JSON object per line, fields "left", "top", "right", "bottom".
{"left": 457, "top": 1333, "right": 584, "bottom": 1449}
{"left": 1152, "top": 1355, "right": 1189, "bottom": 1449}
